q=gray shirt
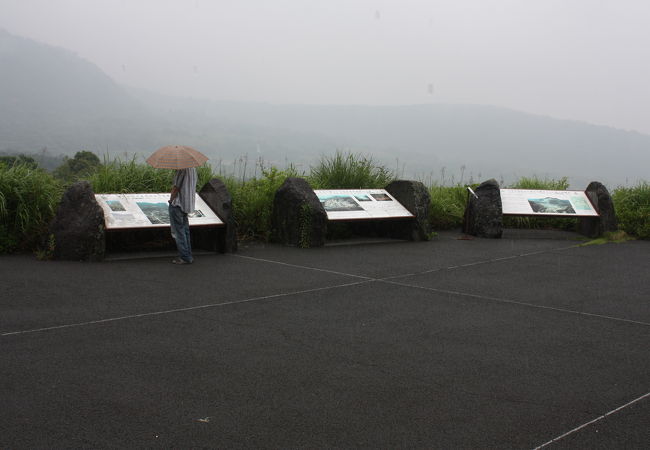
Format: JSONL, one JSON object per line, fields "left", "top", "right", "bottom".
{"left": 171, "top": 167, "right": 197, "bottom": 214}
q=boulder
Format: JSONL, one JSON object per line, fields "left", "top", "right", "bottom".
{"left": 49, "top": 181, "right": 105, "bottom": 261}
{"left": 194, "top": 178, "right": 238, "bottom": 253}
{"left": 577, "top": 181, "right": 618, "bottom": 238}
{"left": 384, "top": 180, "right": 432, "bottom": 240}
{"left": 462, "top": 179, "right": 503, "bottom": 238}
{"left": 271, "top": 177, "right": 327, "bottom": 247}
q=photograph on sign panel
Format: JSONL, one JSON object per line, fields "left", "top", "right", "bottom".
{"left": 106, "top": 200, "right": 126, "bottom": 212}
{"left": 371, "top": 193, "right": 392, "bottom": 201}
{"left": 137, "top": 202, "right": 170, "bottom": 224}
{"left": 527, "top": 197, "right": 576, "bottom": 214}
{"left": 354, "top": 194, "right": 372, "bottom": 202}
{"left": 571, "top": 196, "right": 592, "bottom": 211}
{"left": 319, "top": 194, "right": 363, "bottom": 212}
{"left": 109, "top": 214, "right": 136, "bottom": 225}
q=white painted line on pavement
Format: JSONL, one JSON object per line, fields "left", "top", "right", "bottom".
{"left": 233, "top": 249, "right": 650, "bottom": 328}
{"left": 232, "top": 254, "right": 374, "bottom": 280}
{"left": 532, "top": 391, "right": 650, "bottom": 449}
{"left": 384, "top": 244, "right": 580, "bottom": 281}
{"left": 238, "top": 244, "right": 579, "bottom": 283}
{"left": 5, "top": 244, "right": 643, "bottom": 337}
{"left": 1, "top": 280, "right": 372, "bottom": 337}
{"left": 380, "top": 279, "right": 650, "bottom": 328}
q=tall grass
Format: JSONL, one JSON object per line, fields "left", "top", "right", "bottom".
{"left": 0, "top": 162, "right": 63, "bottom": 252}
{"left": 226, "top": 166, "right": 297, "bottom": 240}
{"left": 309, "top": 151, "right": 395, "bottom": 189}
{"left": 508, "top": 176, "right": 570, "bottom": 190}
{"left": 428, "top": 184, "right": 470, "bottom": 230}
{"left": 88, "top": 156, "right": 214, "bottom": 193}
{"left": 612, "top": 182, "right": 650, "bottom": 239}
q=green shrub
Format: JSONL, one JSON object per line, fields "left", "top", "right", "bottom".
{"left": 309, "top": 151, "right": 395, "bottom": 189}
{"left": 228, "top": 167, "right": 296, "bottom": 240}
{"left": 0, "top": 162, "right": 63, "bottom": 252}
{"left": 429, "top": 184, "right": 469, "bottom": 230}
{"left": 54, "top": 150, "right": 102, "bottom": 183}
{"left": 612, "top": 182, "right": 650, "bottom": 239}
{"left": 0, "top": 154, "right": 39, "bottom": 169}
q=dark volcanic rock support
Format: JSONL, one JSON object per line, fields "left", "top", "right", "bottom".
{"left": 462, "top": 179, "right": 503, "bottom": 238}
{"left": 384, "top": 180, "right": 432, "bottom": 240}
{"left": 271, "top": 177, "right": 327, "bottom": 247}
{"left": 49, "top": 181, "right": 105, "bottom": 261}
{"left": 578, "top": 181, "right": 618, "bottom": 238}
{"left": 195, "top": 178, "right": 238, "bottom": 253}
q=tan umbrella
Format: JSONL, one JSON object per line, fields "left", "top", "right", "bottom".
{"left": 146, "top": 145, "right": 208, "bottom": 169}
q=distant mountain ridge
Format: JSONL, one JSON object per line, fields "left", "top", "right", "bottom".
{"left": 1, "top": 29, "right": 649, "bottom": 187}
{"left": 0, "top": 29, "right": 153, "bottom": 154}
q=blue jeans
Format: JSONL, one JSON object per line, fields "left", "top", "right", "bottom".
{"left": 169, "top": 204, "right": 192, "bottom": 262}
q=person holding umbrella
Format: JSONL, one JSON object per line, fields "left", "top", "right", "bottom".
{"left": 146, "top": 145, "right": 208, "bottom": 265}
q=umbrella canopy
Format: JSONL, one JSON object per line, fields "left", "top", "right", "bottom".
{"left": 146, "top": 145, "right": 208, "bottom": 169}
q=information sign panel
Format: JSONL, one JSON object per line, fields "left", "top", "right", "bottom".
{"left": 500, "top": 189, "right": 599, "bottom": 217}
{"left": 314, "top": 189, "right": 414, "bottom": 221}
{"left": 95, "top": 193, "right": 224, "bottom": 229}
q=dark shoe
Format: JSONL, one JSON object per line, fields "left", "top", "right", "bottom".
{"left": 172, "top": 258, "right": 192, "bottom": 265}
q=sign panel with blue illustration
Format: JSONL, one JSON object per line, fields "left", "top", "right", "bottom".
{"left": 314, "top": 189, "right": 414, "bottom": 221}
{"left": 500, "top": 189, "right": 599, "bottom": 217}
{"left": 95, "top": 193, "right": 223, "bottom": 229}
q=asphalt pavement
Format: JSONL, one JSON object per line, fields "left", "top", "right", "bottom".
{"left": 1, "top": 230, "right": 649, "bottom": 449}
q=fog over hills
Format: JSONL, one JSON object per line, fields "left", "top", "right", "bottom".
{"left": 2, "top": 29, "right": 648, "bottom": 187}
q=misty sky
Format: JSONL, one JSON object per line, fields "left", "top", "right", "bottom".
{"left": 2, "top": 0, "right": 649, "bottom": 134}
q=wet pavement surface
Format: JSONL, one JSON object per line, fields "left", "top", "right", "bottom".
{"left": 2, "top": 230, "right": 649, "bottom": 448}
